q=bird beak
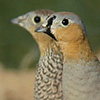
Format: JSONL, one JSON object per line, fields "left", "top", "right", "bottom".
{"left": 11, "top": 17, "right": 24, "bottom": 27}
{"left": 11, "top": 18, "right": 21, "bottom": 24}
{"left": 11, "top": 15, "right": 26, "bottom": 27}
{"left": 11, "top": 17, "right": 20, "bottom": 24}
{"left": 35, "top": 26, "right": 47, "bottom": 33}
{"left": 35, "top": 25, "right": 57, "bottom": 41}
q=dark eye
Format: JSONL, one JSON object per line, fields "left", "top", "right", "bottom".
{"left": 34, "top": 16, "right": 41, "bottom": 23}
{"left": 62, "top": 19, "right": 69, "bottom": 26}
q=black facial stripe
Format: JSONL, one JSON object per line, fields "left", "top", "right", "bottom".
{"left": 46, "top": 15, "right": 56, "bottom": 27}
{"left": 45, "top": 15, "right": 57, "bottom": 41}
{"left": 46, "top": 28, "right": 57, "bottom": 41}
{"left": 46, "top": 15, "right": 50, "bottom": 20}
{"left": 43, "top": 27, "right": 57, "bottom": 41}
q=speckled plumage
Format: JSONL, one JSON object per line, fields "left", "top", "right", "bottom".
{"left": 11, "top": 9, "right": 63, "bottom": 100}
{"left": 35, "top": 42, "right": 63, "bottom": 100}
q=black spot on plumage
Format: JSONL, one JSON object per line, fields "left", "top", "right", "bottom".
{"left": 45, "top": 27, "right": 57, "bottom": 41}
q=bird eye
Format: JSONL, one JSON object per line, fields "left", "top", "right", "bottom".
{"left": 34, "top": 16, "right": 41, "bottom": 23}
{"left": 61, "top": 18, "right": 69, "bottom": 27}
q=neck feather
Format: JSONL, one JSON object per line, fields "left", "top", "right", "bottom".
{"left": 59, "top": 37, "right": 96, "bottom": 62}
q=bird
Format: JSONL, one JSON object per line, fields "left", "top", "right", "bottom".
{"left": 35, "top": 12, "right": 100, "bottom": 100}
{"left": 11, "top": 9, "right": 63, "bottom": 100}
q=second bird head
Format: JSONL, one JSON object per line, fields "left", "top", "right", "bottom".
{"left": 35, "top": 12, "right": 87, "bottom": 43}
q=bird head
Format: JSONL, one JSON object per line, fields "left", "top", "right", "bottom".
{"left": 11, "top": 9, "right": 56, "bottom": 57}
{"left": 11, "top": 9, "right": 54, "bottom": 36}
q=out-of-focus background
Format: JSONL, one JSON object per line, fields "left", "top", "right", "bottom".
{"left": 0, "top": 0, "right": 100, "bottom": 100}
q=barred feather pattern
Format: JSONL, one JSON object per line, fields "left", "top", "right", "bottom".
{"left": 34, "top": 47, "right": 63, "bottom": 100}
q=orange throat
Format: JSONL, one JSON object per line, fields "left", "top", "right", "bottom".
{"left": 54, "top": 23, "right": 96, "bottom": 62}
{"left": 59, "top": 37, "right": 95, "bottom": 62}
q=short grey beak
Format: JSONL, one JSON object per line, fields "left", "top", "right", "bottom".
{"left": 35, "top": 25, "right": 57, "bottom": 41}
{"left": 11, "top": 18, "right": 19, "bottom": 24}
{"left": 11, "top": 17, "right": 24, "bottom": 27}
{"left": 35, "top": 26, "right": 47, "bottom": 33}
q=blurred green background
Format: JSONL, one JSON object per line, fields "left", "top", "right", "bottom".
{"left": 0, "top": 0, "right": 100, "bottom": 69}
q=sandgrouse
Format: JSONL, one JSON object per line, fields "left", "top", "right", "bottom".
{"left": 36, "top": 12, "right": 100, "bottom": 100}
{"left": 11, "top": 10, "right": 63, "bottom": 100}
